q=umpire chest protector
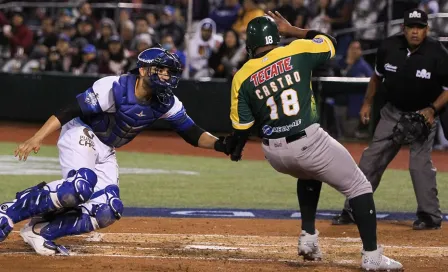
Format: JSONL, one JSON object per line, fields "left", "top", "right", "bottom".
{"left": 85, "top": 74, "right": 174, "bottom": 148}
{"left": 377, "top": 35, "right": 448, "bottom": 112}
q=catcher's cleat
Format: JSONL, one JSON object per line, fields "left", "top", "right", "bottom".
{"left": 20, "top": 218, "right": 70, "bottom": 256}
{"left": 361, "top": 246, "right": 403, "bottom": 271}
{"left": 298, "top": 230, "right": 322, "bottom": 261}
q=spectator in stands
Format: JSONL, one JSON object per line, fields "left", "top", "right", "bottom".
{"left": 232, "top": 0, "right": 264, "bottom": 37}
{"left": 43, "top": 34, "right": 73, "bottom": 73}
{"left": 326, "top": 0, "right": 355, "bottom": 59}
{"left": 71, "top": 43, "right": 98, "bottom": 75}
{"left": 307, "top": 0, "right": 332, "bottom": 34}
{"left": 145, "top": 11, "right": 159, "bottom": 44}
{"left": 36, "top": 17, "right": 58, "bottom": 50}
{"left": 0, "top": 11, "right": 8, "bottom": 27}
{"left": 156, "top": 6, "right": 185, "bottom": 49}
{"left": 55, "top": 33, "right": 73, "bottom": 72}
{"left": 209, "top": 0, "right": 241, "bottom": 33}
{"left": 337, "top": 40, "right": 373, "bottom": 77}
{"left": 96, "top": 18, "right": 117, "bottom": 51}
{"left": 4, "top": 11, "right": 33, "bottom": 56}
{"left": 135, "top": 33, "right": 152, "bottom": 54}
{"left": 45, "top": 46, "right": 64, "bottom": 72}
{"left": 276, "top": 0, "right": 309, "bottom": 28}
{"left": 120, "top": 20, "right": 134, "bottom": 51}
{"left": 60, "top": 22, "right": 76, "bottom": 41}
{"left": 352, "top": 0, "right": 386, "bottom": 65}
{"left": 56, "top": 9, "right": 75, "bottom": 30}
{"left": 27, "top": 7, "right": 47, "bottom": 30}
{"left": 131, "top": 16, "right": 156, "bottom": 51}
{"left": 98, "top": 35, "right": 131, "bottom": 75}
{"left": 188, "top": 18, "right": 223, "bottom": 79}
{"left": 209, "top": 29, "right": 245, "bottom": 79}
{"left": 30, "top": 17, "right": 57, "bottom": 62}
{"left": 76, "top": 1, "right": 95, "bottom": 25}
{"left": 161, "top": 34, "right": 186, "bottom": 68}
{"left": 336, "top": 40, "right": 373, "bottom": 139}
{"left": 419, "top": 0, "right": 439, "bottom": 14}
{"left": 74, "top": 16, "right": 96, "bottom": 45}
{"left": 146, "top": 11, "right": 158, "bottom": 29}
{"left": 117, "top": 9, "right": 131, "bottom": 32}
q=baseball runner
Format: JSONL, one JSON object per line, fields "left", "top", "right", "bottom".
{"left": 225, "top": 13, "right": 403, "bottom": 270}
{"left": 0, "top": 47, "right": 230, "bottom": 255}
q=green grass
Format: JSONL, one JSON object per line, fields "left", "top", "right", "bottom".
{"left": 0, "top": 142, "right": 447, "bottom": 212}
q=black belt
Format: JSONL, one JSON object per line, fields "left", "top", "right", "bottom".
{"left": 262, "top": 130, "right": 307, "bottom": 146}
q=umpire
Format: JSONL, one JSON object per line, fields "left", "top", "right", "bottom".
{"left": 332, "top": 8, "right": 448, "bottom": 230}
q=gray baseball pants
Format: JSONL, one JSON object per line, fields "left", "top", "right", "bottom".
{"left": 262, "top": 124, "right": 373, "bottom": 200}
{"left": 342, "top": 103, "right": 442, "bottom": 225}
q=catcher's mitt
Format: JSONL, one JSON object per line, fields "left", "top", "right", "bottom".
{"left": 391, "top": 112, "right": 431, "bottom": 145}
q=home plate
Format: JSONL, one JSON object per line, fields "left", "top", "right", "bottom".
{"left": 185, "top": 245, "right": 243, "bottom": 251}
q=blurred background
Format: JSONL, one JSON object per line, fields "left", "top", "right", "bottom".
{"left": 0, "top": 0, "right": 447, "bottom": 149}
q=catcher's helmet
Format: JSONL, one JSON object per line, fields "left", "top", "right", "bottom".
{"left": 246, "top": 16, "right": 280, "bottom": 58}
{"left": 130, "top": 47, "right": 183, "bottom": 105}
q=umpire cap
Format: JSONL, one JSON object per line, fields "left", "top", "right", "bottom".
{"left": 404, "top": 8, "right": 428, "bottom": 27}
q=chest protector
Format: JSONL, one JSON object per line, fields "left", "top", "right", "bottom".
{"left": 82, "top": 74, "right": 172, "bottom": 148}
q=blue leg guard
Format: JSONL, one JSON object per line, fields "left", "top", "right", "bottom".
{"left": 0, "top": 212, "right": 13, "bottom": 242}
{"left": 2, "top": 168, "right": 97, "bottom": 223}
{"left": 40, "top": 185, "right": 123, "bottom": 240}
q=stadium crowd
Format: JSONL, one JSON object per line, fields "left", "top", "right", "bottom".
{"left": 0, "top": 0, "right": 446, "bottom": 148}
{"left": 0, "top": 0, "right": 443, "bottom": 79}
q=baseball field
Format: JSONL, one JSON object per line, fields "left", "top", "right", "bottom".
{"left": 0, "top": 122, "right": 447, "bottom": 271}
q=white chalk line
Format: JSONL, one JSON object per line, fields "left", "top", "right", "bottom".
{"left": 10, "top": 231, "right": 448, "bottom": 251}
{"left": 0, "top": 251, "right": 303, "bottom": 264}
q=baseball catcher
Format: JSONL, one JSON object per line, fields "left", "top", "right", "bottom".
{"left": 0, "top": 47, "right": 231, "bottom": 255}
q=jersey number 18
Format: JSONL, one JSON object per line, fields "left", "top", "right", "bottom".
{"left": 266, "top": 89, "right": 300, "bottom": 120}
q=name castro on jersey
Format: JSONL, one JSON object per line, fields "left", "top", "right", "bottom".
{"left": 262, "top": 118, "right": 302, "bottom": 136}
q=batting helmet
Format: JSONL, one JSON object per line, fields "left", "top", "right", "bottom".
{"left": 246, "top": 16, "right": 280, "bottom": 58}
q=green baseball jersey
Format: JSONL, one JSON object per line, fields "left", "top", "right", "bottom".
{"left": 230, "top": 34, "right": 335, "bottom": 138}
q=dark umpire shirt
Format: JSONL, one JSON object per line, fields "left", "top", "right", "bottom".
{"left": 375, "top": 34, "right": 448, "bottom": 112}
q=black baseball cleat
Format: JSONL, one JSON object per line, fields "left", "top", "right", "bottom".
{"left": 331, "top": 210, "right": 355, "bottom": 225}
{"left": 412, "top": 219, "right": 441, "bottom": 230}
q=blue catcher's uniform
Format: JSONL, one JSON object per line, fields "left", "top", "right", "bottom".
{"left": 76, "top": 74, "right": 193, "bottom": 148}
{"left": 0, "top": 48, "right": 193, "bottom": 254}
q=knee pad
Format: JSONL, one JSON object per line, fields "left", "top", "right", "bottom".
{"left": 0, "top": 212, "right": 14, "bottom": 242}
{"left": 91, "top": 185, "right": 123, "bottom": 229}
{"left": 56, "top": 168, "right": 98, "bottom": 207}
{"left": 2, "top": 168, "right": 97, "bottom": 224}
{"left": 40, "top": 185, "right": 123, "bottom": 241}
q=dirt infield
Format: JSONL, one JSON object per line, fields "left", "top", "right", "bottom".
{"left": 0, "top": 122, "right": 448, "bottom": 271}
{"left": 1, "top": 219, "right": 448, "bottom": 272}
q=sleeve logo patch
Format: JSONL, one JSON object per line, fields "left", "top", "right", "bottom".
{"left": 85, "top": 92, "right": 99, "bottom": 106}
{"left": 312, "top": 37, "right": 324, "bottom": 44}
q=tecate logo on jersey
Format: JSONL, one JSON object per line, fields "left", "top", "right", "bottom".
{"left": 250, "top": 57, "right": 293, "bottom": 87}
{"left": 262, "top": 119, "right": 302, "bottom": 136}
{"left": 416, "top": 69, "right": 431, "bottom": 79}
